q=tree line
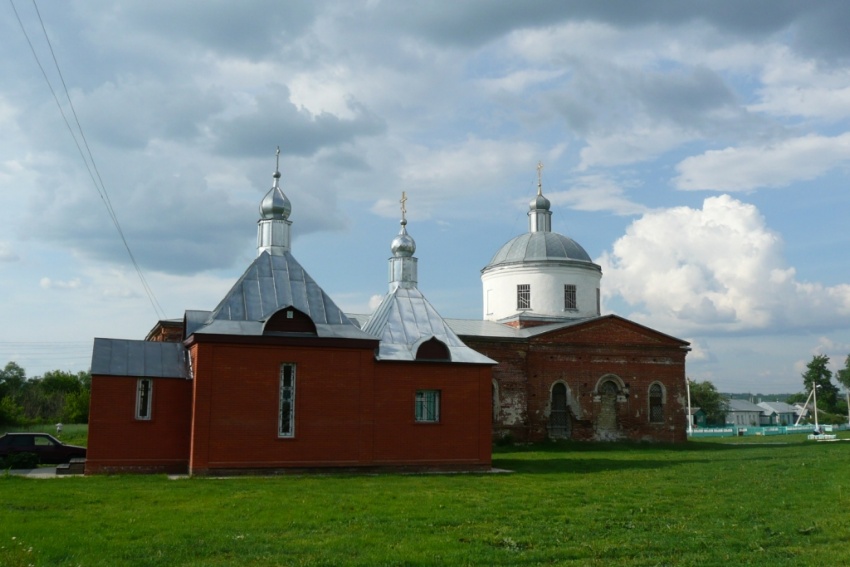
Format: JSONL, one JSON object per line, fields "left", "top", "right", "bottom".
{"left": 0, "top": 361, "right": 90, "bottom": 426}
{"left": 690, "top": 354, "right": 850, "bottom": 426}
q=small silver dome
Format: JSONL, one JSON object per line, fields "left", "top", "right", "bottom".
{"left": 260, "top": 171, "right": 292, "bottom": 220}
{"left": 391, "top": 220, "right": 416, "bottom": 257}
{"left": 530, "top": 192, "right": 550, "bottom": 211}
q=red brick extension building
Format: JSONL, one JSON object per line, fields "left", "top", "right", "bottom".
{"left": 87, "top": 158, "right": 688, "bottom": 475}
{"left": 87, "top": 161, "right": 494, "bottom": 475}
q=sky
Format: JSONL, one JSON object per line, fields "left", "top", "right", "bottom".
{"left": 2, "top": 1, "right": 850, "bottom": 394}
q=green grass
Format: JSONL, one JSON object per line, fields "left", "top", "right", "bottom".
{"left": 2, "top": 434, "right": 850, "bottom": 566}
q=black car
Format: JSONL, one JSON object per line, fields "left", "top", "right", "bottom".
{"left": 0, "top": 433, "right": 86, "bottom": 465}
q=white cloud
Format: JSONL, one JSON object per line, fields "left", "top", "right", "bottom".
{"left": 40, "top": 277, "right": 82, "bottom": 290}
{"left": 549, "top": 175, "right": 648, "bottom": 216}
{"left": 371, "top": 137, "right": 538, "bottom": 219}
{"left": 674, "top": 133, "right": 850, "bottom": 191}
{"left": 599, "top": 195, "right": 850, "bottom": 334}
{"left": 750, "top": 48, "right": 850, "bottom": 120}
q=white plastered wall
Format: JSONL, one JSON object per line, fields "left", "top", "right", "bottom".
{"left": 482, "top": 262, "right": 602, "bottom": 321}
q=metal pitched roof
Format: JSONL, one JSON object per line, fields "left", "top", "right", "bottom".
{"left": 91, "top": 339, "right": 188, "bottom": 378}
{"left": 191, "top": 251, "right": 374, "bottom": 340}
{"left": 362, "top": 288, "right": 495, "bottom": 364}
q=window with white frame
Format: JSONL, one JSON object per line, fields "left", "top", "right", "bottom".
{"left": 136, "top": 378, "right": 152, "bottom": 420}
{"left": 415, "top": 390, "right": 440, "bottom": 423}
{"left": 517, "top": 284, "right": 530, "bottom": 310}
{"left": 564, "top": 284, "right": 577, "bottom": 310}
{"left": 278, "top": 363, "right": 296, "bottom": 437}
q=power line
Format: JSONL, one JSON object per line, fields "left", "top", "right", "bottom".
{"left": 10, "top": 0, "right": 167, "bottom": 320}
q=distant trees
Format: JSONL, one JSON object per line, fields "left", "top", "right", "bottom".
{"left": 836, "top": 355, "right": 850, "bottom": 392}
{"left": 688, "top": 379, "right": 727, "bottom": 426}
{"left": 798, "top": 354, "right": 848, "bottom": 423}
{"left": 0, "top": 362, "right": 90, "bottom": 426}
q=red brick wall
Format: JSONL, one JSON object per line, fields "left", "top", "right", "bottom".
{"left": 462, "top": 317, "right": 688, "bottom": 443}
{"left": 86, "top": 375, "right": 192, "bottom": 474}
{"left": 370, "top": 362, "right": 492, "bottom": 468}
{"left": 188, "top": 341, "right": 492, "bottom": 474}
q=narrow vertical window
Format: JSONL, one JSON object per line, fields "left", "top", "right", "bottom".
{"left": 564, "top": 284, "right": 577, "bottom": 310}
{"left": 136, "top": 378, "right": 152, "bottom": 420}
{"left": 278, "top": 363, "right": 296, "bottom": 437}
{"left": 649, "top": 383, "right": 664, "bottom": 423}
{"left": 517, "top": 284, "right": 530, "bottom": 310}
{"left": 415, "top": 390, "right": 440, "bottom": 423}
{"left": 596, "top": 288, "right": 601, "bottom": 315}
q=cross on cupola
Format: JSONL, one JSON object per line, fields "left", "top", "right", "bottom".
{"left": 528, "top": 161, "right": 552, "bottom": 233}
{"left": 388, "top": 191, "right": 417, "bottom": 291}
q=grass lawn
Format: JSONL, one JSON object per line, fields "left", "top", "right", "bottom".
{"left": 2, "top": 433, "right": 849, "bottom": 566}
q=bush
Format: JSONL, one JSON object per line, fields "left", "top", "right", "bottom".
{"left": 1, "top": 452, "right": 39, "bottom": 469}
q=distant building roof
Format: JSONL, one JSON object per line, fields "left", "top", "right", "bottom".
{"left": 727, "top": 399, "right": 764, "bottom": 413}
{"left": 757, "top": 401, "right": 799, "bottom": 415}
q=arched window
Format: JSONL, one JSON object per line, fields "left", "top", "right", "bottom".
{"left": 548, "top": 382, "right": 571, "bottom": 439}
{"left": 649, "top": 383, "right": 664, "bottom": 423}
{"left": 415, "top": 338, "right": 450, "bottom": 361}
{"left": 264, "top": 307, "right": 317, "bottom": 335}
{"left": 492, "top": 379, "right": 499, "bottom": 424}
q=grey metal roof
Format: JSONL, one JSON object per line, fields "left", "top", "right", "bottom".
{"left": 484, "top": 232, "right": 598, "bottom": 270}
{"left": 727, "top": 399, "right": 764, "bottom": 413}
{"left": 190, "top": 251, "right": 374, "bottom": 340}
{"left": 362, "top": 288, "right": 495, "bottom": 364}
{"left": 91, "top": 339, "right": 188, "bottom": 378}
{"left": 757, "top": 401, "right": 799, "bottom": 414}
{"left": 443, "top": 316, "right": 598, "bottom": 339}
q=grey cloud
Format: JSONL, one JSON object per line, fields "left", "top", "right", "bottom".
{"left": 84, "top": 0, "right": 320, "bottom": 61}
{"left": 73, "top": 79, "right": 225, "bottom": 149}
{"left": 211, "top": 86, "right": 386, "bottom": 158}
{"left": 34, "top": 161, "right": 252, "bottom": 274}
{"left": 371, "top": 1, "right": 850, "bottom": 63}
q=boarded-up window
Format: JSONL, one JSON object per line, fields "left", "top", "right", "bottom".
{"left": 278, "top": 364, "right": 296, "bottom": 437}
{"left": 649, "top": 383, "right": 664, "bottom": 423}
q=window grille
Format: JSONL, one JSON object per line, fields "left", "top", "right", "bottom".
{"left": 564, "top": 284, "right": 577, "bottom": 310}
{"left": 415, "top": 390, "right": 440, "bottom": 423}
{"left": 279, "top": 364, "right": 296, "bottom": 437}
{"left": 649, "top": 383, "right": 664, "bottom": 423}
{"left": 136, "top": 378, "right": 152, "bottom": 420}
{"left": 517, "top": 284, "right": 530, "bottom": 310}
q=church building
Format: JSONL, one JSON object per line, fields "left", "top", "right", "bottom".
{"left": 454, "top": 168, "right": 689, "bottom": 443}
{"left": 86, "top": 155, "right": 689, "bottom": 475}
{"left": 86, "top": 153, "right": 495, "bottom": 475}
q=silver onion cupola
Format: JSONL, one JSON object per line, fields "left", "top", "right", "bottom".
{"left": 257, "top": 147, "right": 292, "bottom": 256}
{"left": 388, "top": 192, "right": 418, "bottom": 292}
{"left": 528, "top": 161, "right": 552, "bottom": 233}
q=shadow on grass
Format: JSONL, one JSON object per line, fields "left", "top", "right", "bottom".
{"left": 491, "top": 439, "right": 810, "bottom": 474}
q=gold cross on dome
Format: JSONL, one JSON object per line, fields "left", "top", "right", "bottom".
{"left": 537, "top": 161, "right": 544, "bottom": 193}
{"left": 400, "top": 191, "right": 407, "bottom": 221}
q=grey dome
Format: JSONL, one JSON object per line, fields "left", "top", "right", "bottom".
{"left": 484, "top": 232, "right": 593, "bottom": 269}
